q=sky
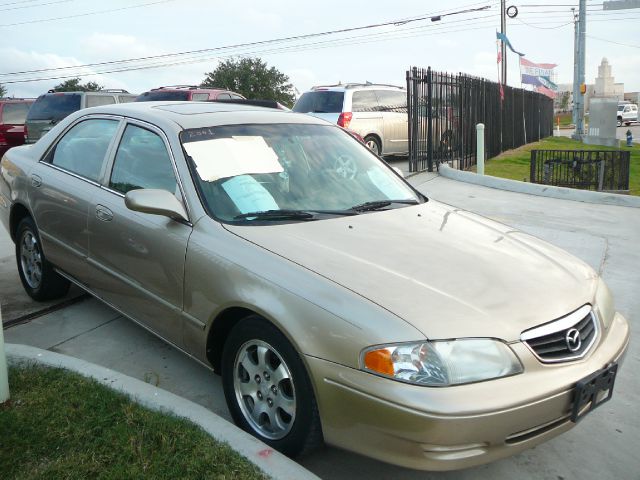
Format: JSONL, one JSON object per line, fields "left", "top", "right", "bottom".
{"left": 1, "top": 0, "right": 639, "bottom": 99}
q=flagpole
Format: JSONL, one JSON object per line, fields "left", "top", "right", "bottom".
{"left": 501, "top": 0, "right": 507, "bottom": 85}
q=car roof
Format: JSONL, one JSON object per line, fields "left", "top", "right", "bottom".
{"left": 0, "top": 98, "right": 35, "bottom": 103}
{"left": 147, "top": 86, "right": 232, "bottom": 93}
{"left": 71, "top": 101, "right": 331, "bottom": 130}
{"left": 309, "top": 83, "right": 405, "bottom": 92}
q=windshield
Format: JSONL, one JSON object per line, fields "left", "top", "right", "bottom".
{"left": 181, "top": 123, "right": 420, "bottom": 223}
{"left": 292, "top": 91, "right": 344, "bottom": 113}
{"left": 135, "top": 91, "right": 190, "bottom": 101}
{"left": 27, "top": 94, "right": 81, "bottom": 121}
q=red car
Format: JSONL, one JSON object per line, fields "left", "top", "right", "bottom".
{"left": 0, "top": 98, "right": 34, "bottom": 158}
{"left": 135, "top": 85, "right": 245, "bottom": 102}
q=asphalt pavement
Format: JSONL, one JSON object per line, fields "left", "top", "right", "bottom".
{"left": 2, "top": 173, "right": 639, "bottom": 480}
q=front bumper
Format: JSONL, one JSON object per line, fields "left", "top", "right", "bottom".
{"left": 307, "top": 312, "right": 629, "bottom": 471}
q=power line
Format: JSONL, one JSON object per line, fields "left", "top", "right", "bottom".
{"left": 0, "top": 0, "right": 73, "bottom": 12}
{"left": 0, "top": 4, "right": 494, "bottom": 76}
{"left": 0, "top": 0, "right": 177, "bottom": 27}
{"left": 586, "top": 34, "right": 640, "bottom": 48}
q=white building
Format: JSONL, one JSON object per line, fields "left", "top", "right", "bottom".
{"left": 585, "top": 58, "right": 625, "bottom": 111}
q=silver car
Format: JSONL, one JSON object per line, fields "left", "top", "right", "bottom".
{"left": 293, "top": 83, "right": 408, "bottom": 156}
{"left": 0, "top": 101, "right": 629, "bottom": 471}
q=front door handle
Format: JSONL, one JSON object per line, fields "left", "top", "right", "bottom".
{"left": 95, "top": 204, "right": 113, "bottom": 222}
{"left": 31, "top": 174, "right": 42, "bottom": 187}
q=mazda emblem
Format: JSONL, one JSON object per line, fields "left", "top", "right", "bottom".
{"left": 565, "top": 328, "right": 582, "bottom": 352}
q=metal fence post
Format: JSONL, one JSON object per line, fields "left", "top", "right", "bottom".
{"left": 476, "top": 123, "right": 485, "bottom": 175}
{"left": 0, "top": 306, "right": 9, "bottom": 403}
{"left": 426, "top": 67, "right": 433, "bottom": 172}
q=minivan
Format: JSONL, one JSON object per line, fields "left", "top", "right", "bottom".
{"left": 293, "top": 83, "right": 408, "bottom": 156}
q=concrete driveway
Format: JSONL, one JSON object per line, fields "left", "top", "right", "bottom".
{"left": 3, "top": 174, "right": 638, "bottom": 479}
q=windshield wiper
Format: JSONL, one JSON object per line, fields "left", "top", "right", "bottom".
{"left": 350, "top": 199, "right": 419, "bottom": 212}
{"left": 234, "top": 209, "right": 317, "bottom": 221}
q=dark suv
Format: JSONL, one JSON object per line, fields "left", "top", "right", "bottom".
{"left": 0, "top": 98, "right": 35, "bottom": 157}
{"left": 25, "top": 90, "right": 136, "bottom": 144}
{"left": 135, "top": 85, "right": 245, "bottom": 102}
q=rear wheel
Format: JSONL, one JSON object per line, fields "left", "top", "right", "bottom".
{"left": 221, "top": 316, "right": 322, "bottom": 457}
{"left": 15, "top": 217, "right": 70, "bottom": 301}
{"left": 364, "top": 135, "right": 381, "bottom": 156}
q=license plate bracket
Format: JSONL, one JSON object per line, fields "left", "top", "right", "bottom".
{"left": 571, "top": 363, "right": 618, "bottom": 423}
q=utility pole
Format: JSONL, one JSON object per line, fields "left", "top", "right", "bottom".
{"left": 501, "top": 0, "right": 507, "bottom": 85}
{"left": 572, "top": 0, "right": 587, "bottom": 140}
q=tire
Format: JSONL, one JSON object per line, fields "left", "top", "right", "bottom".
{"left": 15, "top": 217, "right": 70, "bottom": 301}
{"left": 364, "top": 135, "right": 382, "bottom": 156}
{"left": 617, "top": 117, "right": 622, "bottom": 127}
{"left": 222, "top": 315, "right": 322, "bottom": 457}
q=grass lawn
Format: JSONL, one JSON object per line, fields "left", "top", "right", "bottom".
{"left": 0, "top": 365, "right": 267, "bottom": 480}
{"left": 477, "top": 136, "right": 640, "bottom": 196}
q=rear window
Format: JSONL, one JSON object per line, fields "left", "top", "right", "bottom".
{"left": 135, "top": 91, "right": 190, "bottom": 102}
{"left": 1, "top": 102, "right": 33, "bottom": 124}
{"left": 293, "top": 91, "right": 344, "bottom": 113}
{"left": 27, "top": 94, "right": 81, "bottom": 121}
{"left": 86, "top": 95, "right": 116, "bottom": 108}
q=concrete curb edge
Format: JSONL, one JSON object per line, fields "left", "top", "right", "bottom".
{"left": 438, "top": 165, "right": 640, "bottom": 208}
{"left": 5, "top": 343, "right": 320, "bottom": 480}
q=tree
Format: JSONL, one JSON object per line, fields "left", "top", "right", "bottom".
{"left": 560, "top": 91, "right": 570, "bottom": 112}
{"left": 201, "top": 57, "right": 295, "bottom": 107}
{"left": 52, "top": 78, "right": 103, "bottom": 92}
{"left": 0, "top": 83, "right": 7, "bottom": 98}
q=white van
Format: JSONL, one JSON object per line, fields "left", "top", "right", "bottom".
{"left": 293, "top": 83, "right": 408, "bottom": 156}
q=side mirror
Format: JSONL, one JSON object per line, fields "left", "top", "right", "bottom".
{"left": 125, "top": 189, "right": 188, "bottom": 222}
{"left": 392, "top": 167, "right": 404, "bottom": 178}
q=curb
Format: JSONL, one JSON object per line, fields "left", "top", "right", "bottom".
{"left": 5, "top": 343, "right": 320, "bottom": 480}
{"left": 438, "top": 165, "right": 640, "bottom": 208}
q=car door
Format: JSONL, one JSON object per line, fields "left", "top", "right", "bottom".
{"left": 87, "top": 121, "right": 192, "bottom": 346}
{"left": 29, "top": 117, "right": 121, "bottom": 281}
{"left": 350, "top": 90, "right": 384, "bottom": 148}
{"left": 376, "top": 90, "right": 408, "bottom": 155}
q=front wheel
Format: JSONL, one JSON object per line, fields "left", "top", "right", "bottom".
{"left": 617, "top": 117, "right": 623, "bottom": 127}
{"left": 15, "top": 217, "right": 70, "bottom": 301}
{"left": 221, "top": 316, "right": 322, "bottom": 457}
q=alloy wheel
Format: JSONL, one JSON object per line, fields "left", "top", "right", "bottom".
{"left": 233, "top": 339, "right": 296, "bottom": 440}
{"left": 19, "top": 229, "right": 42, "bottom": 289}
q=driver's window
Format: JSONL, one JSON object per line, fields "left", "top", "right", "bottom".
{"left": 109, "top": 124, "right": 178, "bottom": 195}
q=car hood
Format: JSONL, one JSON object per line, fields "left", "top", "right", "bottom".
{"left": 224, "top": 201, "right": 597, "bottom": 341}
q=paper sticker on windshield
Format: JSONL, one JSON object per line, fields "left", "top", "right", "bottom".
{"left": 221, "top": 175, "right": 279, "bottom": 214}
{"left": 184, "top": 136, "right": 283, "bottom": 181}
{"left": 367, "top": 168, "right": 412, "bottom": 199}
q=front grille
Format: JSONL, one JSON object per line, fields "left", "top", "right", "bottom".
{"left": 521, "top": 305, "right": 598, "bottom": 363}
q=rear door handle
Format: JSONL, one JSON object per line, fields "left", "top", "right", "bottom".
{"left": 95, "top": 204, "right": 113, "bottom": 222}
{"left": 31, "top": 174, "right": 42, "bottom": 187}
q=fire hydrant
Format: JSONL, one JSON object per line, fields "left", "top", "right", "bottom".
{"left": 627, "top": 129, "right": 633, "bottom": 147}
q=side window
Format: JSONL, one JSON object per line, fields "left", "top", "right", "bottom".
{"left": 352, "top": 91, "right": 378, "bottom": 112}
{"left": 48, "top": 119, "right": 119, "bottom": 181}
{"left": 230, "top": 94, "right": 244, "bottom": 99}
{"left": 376, "top": 90, "right": 407, "bottom": 113}
{"left": 86, "top": 95, "right": 116, "bottom": 108}
{"left": 109, "top": 124, "right": 177, "bottom": 195}
{"left": 191, "top": 93, "right": 209, "bottom": 101}
{"left": 216, "top": 93, "right": 232, "bottom": 100}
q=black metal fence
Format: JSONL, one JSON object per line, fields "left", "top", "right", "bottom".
{"left": 406, "top": 66, "right": 554, "bottom": 172}
{"left": 530, "top": 150, "right": 631, "bottom": 192}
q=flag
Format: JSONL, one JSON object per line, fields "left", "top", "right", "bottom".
{"left": 519, "top": 57, "right": 558, "bottom": 96}
{"left": 535, "top": 85, "right": 557, "bottom": 99}
{"left": 496, "top": 32, "right": 525, "bottom": 56}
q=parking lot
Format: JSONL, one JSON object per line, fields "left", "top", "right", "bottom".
{"left": 3, "top": 173, "right": 638, "bottom": 479}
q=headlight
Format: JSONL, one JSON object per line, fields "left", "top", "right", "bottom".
{"left": 361, "top": 339, "right": 523, "bottom": 386}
